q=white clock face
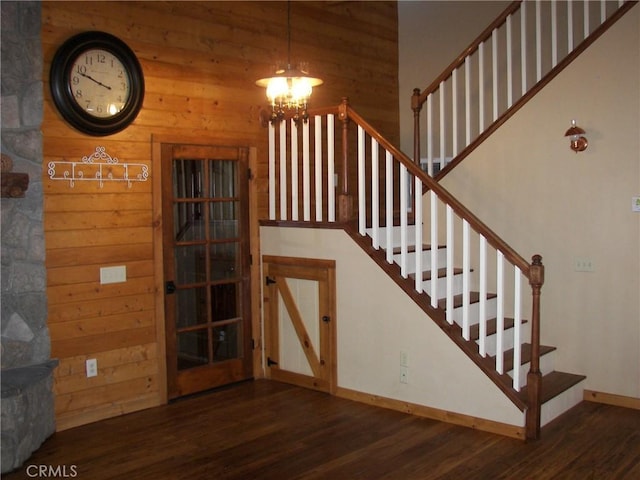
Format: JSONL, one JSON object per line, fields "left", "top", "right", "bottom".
{"left": 69, "top": 49, "right": 131, "bottom": 118}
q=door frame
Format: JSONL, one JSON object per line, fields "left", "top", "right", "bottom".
{"left": 152, "top": 135, "right": 262, "bottom": 403}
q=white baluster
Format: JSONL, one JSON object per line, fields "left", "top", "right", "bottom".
{"left": 314, "top": 116, "right": 322, "bottom": 222}
{"left": 479, "top": 42, "right": 485, "bottom": 132}
{"left": 479, "top": 235, "right": 487, "bottom": 356}
{"left": 536, "top": 0, "right": 542, "bottom": 82}
{"left": 427, "top": 94, "right": 434, "bottom": 175}
{"left": 327, "top": 114, "right": 335, "bottom": 222}
{"left": 279, "top": 119, "right": 287, "bottom": 220}
{"left": 496, "top": 251, "right": 505, "bottom": 374}
{"left": 302, "top": 119, "right": 310, "bottom": 221}
{"left": 400, "top": 164, "right": 408, "bottom": 278}
{"left": 430, "top": 191, "right": 439, "bottom": 308}
{"left": 452, "top": 68, "right": 458, "bottom": 156}
{"left": 446, "top": 205, "right": 454, "bottom": 324}
{"left": 513, "top": 267, "right": 523, "bottom": 390}
{"left": 584, "top": 0, "right": 590, "bottom": 40}
{"left": 465, "top": 56, "right": 471, "bottom": 147}
{"left": 358, "top": 126, "right": 366, "bottom": 236}
{"left": 462, "top": 219, "right": 471, "bottom": 340}
{"left": 268, "top": 121, "right": 276, "bottom": 220}
{"left": 492, "top": 28, "right": 498, "bottom": 121}
{"left": 439, "top": 81, "right": 446, "bottom": 166}
{"left": 601, "top": 0, "right": 606, "bottom": 23}
{"left": 291, "top": 119, "right": 299, "bottom": 221}
{"left": 371, "top": 138, "right": 380, "bottom": 249}
{"left": 552, "top": 0, "right": 558, "bottom": 67}
{"left": 521, "top": 1, "right": 527, "bottom": 96}
{"left": 385, "top": 150, "right": 393, "bottom": 264}
{"left": 507, "top": 14, "right": 513, "bottom": 108}
{"left": 568, "top": 0, "right": 574, "bottom": 52}
{"left": 415, "top": 175, "right": 423, "bottom": 293}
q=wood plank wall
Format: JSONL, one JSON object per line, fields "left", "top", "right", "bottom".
{"left": 41, "top": 1, "right": 399, "bottom": 430}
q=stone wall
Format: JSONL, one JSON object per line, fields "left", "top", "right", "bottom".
{"left": 1, "top": 1, "right": 56, "bottom": 473}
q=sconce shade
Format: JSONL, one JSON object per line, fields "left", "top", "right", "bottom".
{"left": 564, "top": 119, "right": 588, "bottom": 153}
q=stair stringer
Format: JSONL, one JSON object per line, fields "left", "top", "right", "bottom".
{"left": 260, "top": 225, "right": 527, "bottom": 432}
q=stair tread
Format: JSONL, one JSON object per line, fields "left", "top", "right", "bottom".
{"left": 469, "top": 317, "right": 528, "bottom": 340}
{"left": 518, "top": 371, "right": 586, "bottom": 404}
{"left": 409, "top": 267, "right": 464, "bottom": 281}
{"left": 437, "top": 292, "right": 498, "bottom": 309}
{"left": 496, "top": 343, "right": 556, "bottom": 372}
{"left": 392, "top": 244, "right": 445, "bottom": 254}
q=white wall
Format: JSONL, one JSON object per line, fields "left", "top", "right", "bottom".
{"left": 402, "top": 5, "right": 639, "bottom": 398}
{"left": 261, "top": 226, "right": 524, "bottom": 427}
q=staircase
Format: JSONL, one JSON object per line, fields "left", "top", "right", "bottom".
{"left": 362, "top": 223, "right": 585, "bottom": 429}
{"left": 261, "top": 1, "right": 636, "bottom": 439}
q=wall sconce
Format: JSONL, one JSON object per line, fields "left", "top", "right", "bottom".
{"left": 564, "top": 120, "right": 588, "bottom": 153}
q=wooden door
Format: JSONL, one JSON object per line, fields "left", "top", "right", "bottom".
{"left": 162, "top": 144, "right": 253, "bottom": 399}
{"left": 263, "top": 256, "right": 336, "bottom": 393}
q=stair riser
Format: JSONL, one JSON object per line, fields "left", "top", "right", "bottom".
{"left": 508, "top": 350, "right": 555, "bottom": 389}
{"left": 450, "top": 297, "right": 497, "bottom": 326}
{"left": 541, "top": 380, "right": 585, "bottom": 426}
{"left": 366, "top": 225, "right": 417, "bottom": 249}
{"left": 480, "top": 326, "right": 531, "bottom": 357}
{"left": 394, "top": 249, "right": 447, "bottom": 273}
{"left": 422, "top": 274, "right": 464, "bottom": 298}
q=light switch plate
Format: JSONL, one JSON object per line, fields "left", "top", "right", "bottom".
{"left": 100, "top": 265, "right": 127, "bottom": 284}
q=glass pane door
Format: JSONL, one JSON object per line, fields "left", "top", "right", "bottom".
{"left": 163, "top": 145, "right": 252, "bottom": 398}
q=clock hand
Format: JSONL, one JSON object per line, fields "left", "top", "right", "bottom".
{"left": 79, "top": 72, "right": 112, "bottom": 90}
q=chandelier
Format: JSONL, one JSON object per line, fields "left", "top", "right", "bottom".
{"left": 256, "top": 1, "right": 323, "bottom": 123}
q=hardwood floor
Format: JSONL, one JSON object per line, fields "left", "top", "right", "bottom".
{"left": 5, "top": 380, "right": 639, "bottom": 479}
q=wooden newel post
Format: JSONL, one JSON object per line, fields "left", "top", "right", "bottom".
{"left": 412, "top": 88, "right": 422, "bottom": 166}
{"left": 337, "top": 97, "right": 354, "bottom": 222}
{"left": 526, "top": 254, "right": 544, "bottom": 440}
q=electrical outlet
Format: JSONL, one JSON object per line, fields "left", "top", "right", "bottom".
{"left": 400, "top": 366, "right": 408, "bottom": 384}
{"left": 86, "top": 358, "right": 98, "bottom": 378}
{"left": 574, "top": 257, "right": 595, "bottom": 272}
{"left": 400, "top": 350, "right": 409, "bottom": 367}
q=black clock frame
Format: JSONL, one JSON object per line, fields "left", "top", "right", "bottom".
{"left": 50, "top": 31, "right": 145, "bottom": 136}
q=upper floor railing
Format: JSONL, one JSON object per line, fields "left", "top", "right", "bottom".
{"left": 412, "top": 0, "right": 637, "bottom": 178}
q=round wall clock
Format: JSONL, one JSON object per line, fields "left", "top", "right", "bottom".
{"left": 50, "top": 31, "right": 144, "bottom": 136}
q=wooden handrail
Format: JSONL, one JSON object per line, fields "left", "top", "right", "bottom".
{"left": 416, "top": 1, "right": 522, "bottom": 106}
{"left": 345, "top": 104, "right": 531, "bottom": 276}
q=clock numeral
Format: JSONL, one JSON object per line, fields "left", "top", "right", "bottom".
{"left": 97, "top": 53, "right": 106, "bottom": 64}
{"left": 74, "top": 89, "right": 83, "bottom": 99}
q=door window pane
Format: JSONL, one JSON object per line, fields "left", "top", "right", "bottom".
{"left": 211, "top": 283, "right": 239, "bottom": 322}
{"left": 213, "top": 322, "right": 241, "bottom": 362}
{"left": 176, "top": 287, "right": 208, "bottom": 327}
{"left": 177, "top": 330, "right": 208, "bottom": 370}
{"left": 209, "top": 201, "right": 238, "bottom": 240}
{"left": 173, "top": 159, "right": 203, "bottom": 199}
{"left": 174, "top": 203, "right": 205, "bottom": 241}
{"left": 210, "top": 242, "right": 238, "bottom": 280}
{"left": 175, "top": 245, "right": 206, "bottom": 284}
{"left": 209, "top": 160, "right": 236, "bottom": 198}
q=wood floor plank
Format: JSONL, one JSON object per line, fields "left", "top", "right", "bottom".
{"left": 4, "top": 380, "right": 639, "bottom": 479}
